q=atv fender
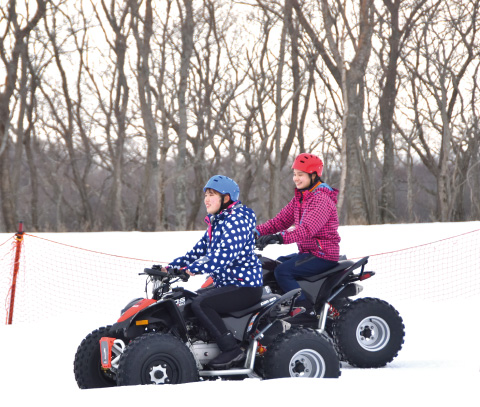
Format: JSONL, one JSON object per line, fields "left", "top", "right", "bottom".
{"left": 111, "top": 299, "right": 188, "bottom": 341}
{"left": 248, "top": 289, "right": 302, "bottom": 338}
{"left": 313, "top": 257, "right": 371, "bottom": 307}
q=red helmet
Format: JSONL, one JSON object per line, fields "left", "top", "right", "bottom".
{"left": 292, "top": 153, "right": 324, "bottom": 177}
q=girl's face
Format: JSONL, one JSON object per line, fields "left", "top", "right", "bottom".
{"left": 293, "top": 169, "right": 312, "bottom": 190}
{"left": 204, "top": 189, "right": 223, "bottom": 214}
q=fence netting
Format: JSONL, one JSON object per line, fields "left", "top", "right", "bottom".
{"left": 1, "top": 229, "right": 479, "bottom": 324}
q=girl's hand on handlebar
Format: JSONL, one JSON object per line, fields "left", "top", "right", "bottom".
{"left": 256, "top": 233, "right": 283, "bottom": 250}
{"left": 165, "top": 265, "right": 193, "bottom": 278}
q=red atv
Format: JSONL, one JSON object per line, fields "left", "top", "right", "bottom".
{"left": 74, "top": 266, "right": 341, "bottom": 388}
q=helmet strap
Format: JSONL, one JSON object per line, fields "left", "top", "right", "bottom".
{"left": 218, "top": 194, "right": 233, "bottom": 213}
{"left": 303, "top": 173, "right": 321, "bottom": 190}
{"left": 309, "top": 173, "right": 318, "bottom": 188}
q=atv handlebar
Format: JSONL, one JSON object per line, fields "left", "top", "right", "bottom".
{"left": 141, "top": 266, "right": 190, "bottom": 282}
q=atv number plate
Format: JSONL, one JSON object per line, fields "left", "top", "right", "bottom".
{"left": 99, "top": 337, "right": 116, "bottom": 369}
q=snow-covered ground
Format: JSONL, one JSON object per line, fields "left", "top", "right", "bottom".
{"left": 0, "top": 221, "right": 479, "bottom": 406}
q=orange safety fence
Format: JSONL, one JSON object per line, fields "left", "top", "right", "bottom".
{"left": 351, "top": 229, "right": 480, "bottom": 301}
{"left": 1, "top": 228, "right": 479, "bottom": 324}
{"left": 0, "top": 233, "right": 167, "bottom": 324}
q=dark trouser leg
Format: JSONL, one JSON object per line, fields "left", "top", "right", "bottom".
{"left": 191, "top": 285, "right": 263, "bottom": 344}
{"left": 191, "top": 285, "right": 263, "bottom": 368}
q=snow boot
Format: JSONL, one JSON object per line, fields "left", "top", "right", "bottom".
{"left": 208, "top": 331, "right": 245, "bottom": 369}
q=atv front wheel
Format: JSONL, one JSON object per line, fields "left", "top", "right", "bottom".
{"left": 116, "top": 332, "right": 198, "bottom": 386}
{"left": 332, "top": 297, "right": 405, "bottom": 368}
{"left": 74, "top": 326, "right": 118, "bottom": 389}
{"left": 262, "top": 328, "right": 340, "bottom": 378}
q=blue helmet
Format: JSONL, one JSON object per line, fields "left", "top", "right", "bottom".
{"left": 203, "top": 175, "right": 240, "bottom": 201}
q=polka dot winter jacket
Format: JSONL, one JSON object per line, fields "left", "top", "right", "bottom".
{"left": 169, "top": 202, "right": 263, "bottom": 287}
{"left": 256, "top": 183, "right": 341, "bottom": 262}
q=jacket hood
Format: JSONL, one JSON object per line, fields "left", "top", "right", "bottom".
{"left": 295, "top": 183, "right": 339, "bottom": 205}
{"left": 205, "top": 201, "right": 242, "bottom": 222}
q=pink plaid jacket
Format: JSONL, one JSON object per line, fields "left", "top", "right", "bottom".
{"left": 256, "top": 183, "right": 340, "bottom": 261}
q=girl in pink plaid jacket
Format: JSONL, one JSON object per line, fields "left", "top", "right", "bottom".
{"left": 256, "top": 153, "right": 341, "bottom": 320}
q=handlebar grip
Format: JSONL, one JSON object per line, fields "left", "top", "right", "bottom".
{"left": 170, "top": 267, "right": 190, "bottom": 281}
{"left": 143, "top": 267, "right": 168, "bottom": 278}
{"left": 143, "top": 266, "right": 190, "bottom": 281}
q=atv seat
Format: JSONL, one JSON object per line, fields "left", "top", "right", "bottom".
{"left": 299, "top": 260, "right": 355, "bottom": 283}
{"left": 313, "top": 257, "right": 370, "bottom": 307}
{"left": 225, "top": 292, "right": 280, "bottom": 318}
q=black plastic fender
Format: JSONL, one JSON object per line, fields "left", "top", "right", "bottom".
{"left": 248, "top": 288, "right": 302, "bottom": 337}
{"left": 111, "top": 298, "right": 188, "bottom": 341}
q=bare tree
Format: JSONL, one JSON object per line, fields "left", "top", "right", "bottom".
{"left": 467, "top": 63, "right": 480, "bottom": 220}
{"left": 98, "top": 0, "right": 133, "bottom": 230}
{"left": 172, "top": 0, "right": 194, "bottom": 230}
{"left": 236, "top": 1, "right": 314, "bottom": 218}
{"left": 150, "top": 1, "right": 174, "bottom": 230}
{"left": 230, "top": 11, "right": 275, "bottom": 212}
{"left": 0, "top": 0, "right": 46, "bottom": 232}
{"left": 129, "top": 0, "right": 160, "bottom": 231}
{"left": 292, "top": 0, "right": 376, "bottom": 225}
{"left": 15, "top": 41, "right": 44, "bottom": 231}
{"left": 402, "top": 0, "right": 480, "bottom": 221}
{"left": 375, "top": 0, "right": 431, "bottom": 223}
{"left": 2, "top": 0, "right": 480, "bottom": 232}
{"left": 40, "top": 2, "right": 96, "bottom": 229}
{"left": 234, "top": 6, "right": 284, "bottom": 219}
{"left": 182, "top": 1, "right": 251, "bottom": 226}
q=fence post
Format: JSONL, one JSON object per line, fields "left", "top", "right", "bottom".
{"left": 7, "top": 221, "right": 24, "bottom": 325}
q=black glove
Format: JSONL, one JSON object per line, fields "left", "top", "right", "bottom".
{"left": 256, "top": 234, "right": 283, "bottom": 250}
{"left": 166, "top": 266, "right": 190, "bottom": 281}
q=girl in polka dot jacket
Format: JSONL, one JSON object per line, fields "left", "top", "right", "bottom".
{"left": 166, "top": 175, "right": 263, "bottom": 369}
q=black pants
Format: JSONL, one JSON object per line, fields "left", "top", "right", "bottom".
{"left": 191, "top": 285, "right": 263, "bottom": 341}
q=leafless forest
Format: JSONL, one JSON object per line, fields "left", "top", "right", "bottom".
{"left": 0, "top": 0, "right": 479, "bottom": 232}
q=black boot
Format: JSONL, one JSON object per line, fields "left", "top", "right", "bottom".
{"left": 208, "top": 331, "right": 245, "bottom": 369}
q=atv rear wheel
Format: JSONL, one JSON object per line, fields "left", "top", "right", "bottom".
{"left": 74, "top": 326, "right": 118, "bottom": 389}
{"left": 116, "top": 332, "right": 198, "bottom": 386}
{"left": 262, "top": 328, "right": 340, "bottom": 379}
{"left": 332, "top": 297, "right": 405, "bottom": 368}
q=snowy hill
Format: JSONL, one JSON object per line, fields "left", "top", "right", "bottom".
{"left": 0, "top": 222, "right": 479, "bottom": 406}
